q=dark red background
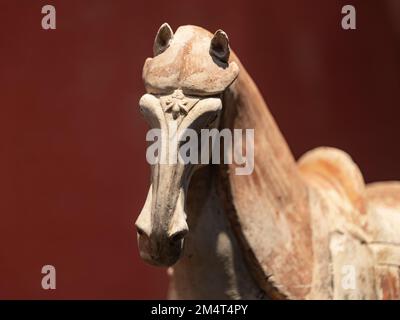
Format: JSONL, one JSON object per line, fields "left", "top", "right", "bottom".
{"left": 0, "top": 0, "right": 399, "bottom": 299}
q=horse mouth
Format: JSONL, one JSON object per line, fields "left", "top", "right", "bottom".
{"left": 137, "top": 230, "right": 185, "bottom": 267}
{"left": 136, "top": 184, "right": 189, "bottom": 267}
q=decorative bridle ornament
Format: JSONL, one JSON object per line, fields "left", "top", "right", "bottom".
{"left": 161, "top": 89, "right": 200, "bottom": 120}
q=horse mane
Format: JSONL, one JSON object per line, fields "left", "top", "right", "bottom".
{"left": 218, "top": 53, "right": 314, "bottom": 299}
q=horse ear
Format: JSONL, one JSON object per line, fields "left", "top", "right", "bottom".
{"left": 153, "top": 23, "right": 173, "bottom": 56}
{"left": 210, "top": 30, "right": 230, "bottom": 63}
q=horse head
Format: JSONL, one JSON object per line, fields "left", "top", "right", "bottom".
{"left": 135, "top": 24, "right": 239, "bottom": 266}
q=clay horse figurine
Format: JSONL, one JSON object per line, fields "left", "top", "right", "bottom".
{"left": 135, "top": 23, "right": 400, "bottom": 299}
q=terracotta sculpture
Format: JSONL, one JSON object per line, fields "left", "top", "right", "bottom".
{"left": 135, "top": 23, "right": 400, "bottom": 299}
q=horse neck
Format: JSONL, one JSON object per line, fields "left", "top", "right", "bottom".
{"left": 222, "top": 55, "right": 305, "bottom": 204}
{"left": 168, "top": 165, "right": 264, "bottom": 299}
{"left": 218, "top": 55, "right": 314, "bottom": 299}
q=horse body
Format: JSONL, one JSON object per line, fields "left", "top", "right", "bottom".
{"left": 136, "top": 24, "right": 400, "bottom": 299}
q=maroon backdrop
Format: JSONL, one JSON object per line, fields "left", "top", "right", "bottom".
{"left": 0, "top": 0, "right": 399, "bottom": 299}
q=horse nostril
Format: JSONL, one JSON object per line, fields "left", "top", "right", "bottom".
{"left": 136, "top": 226, "right": 147, "bottom": 238}
{"left": 170, "top": 229, "right": 188, "bottom": 242}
